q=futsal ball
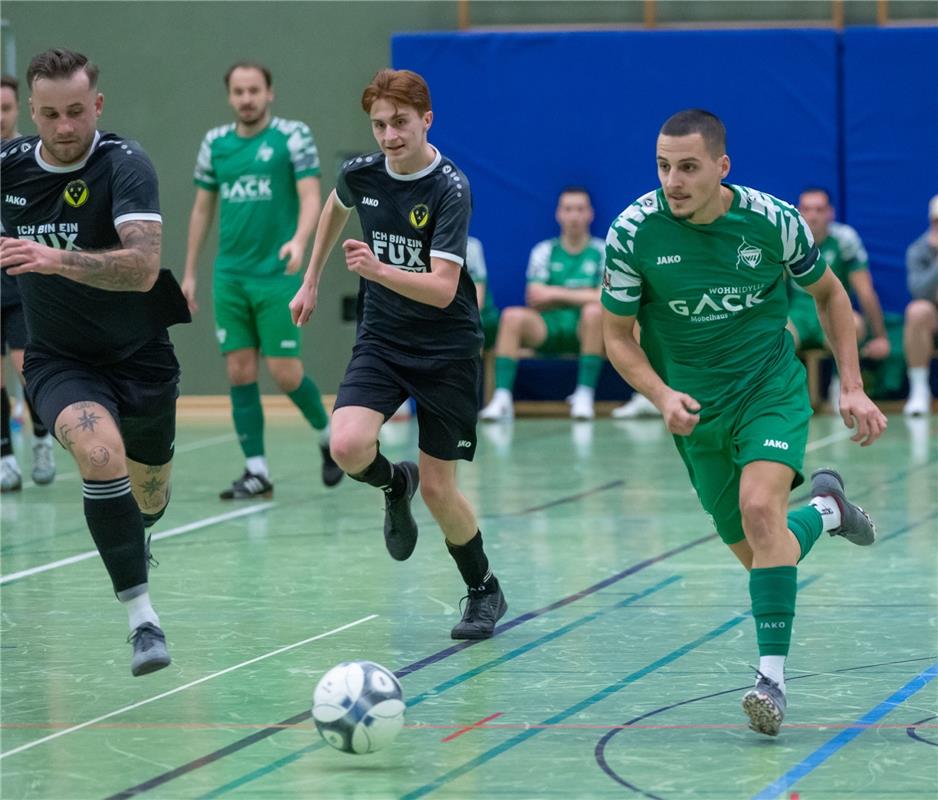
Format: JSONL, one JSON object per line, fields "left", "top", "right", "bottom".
{"left": 312, "top": 660, "right": 406, "bottom": 754}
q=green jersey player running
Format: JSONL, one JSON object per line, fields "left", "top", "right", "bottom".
{"left": 602, "top": 109, "right": 887, "bottom": 736}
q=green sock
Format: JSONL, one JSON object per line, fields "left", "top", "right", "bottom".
{"left": 576, "top": 354, "right": 604, "bottom": 389}
{"left": 494, "top": 357, "right": 519, "bottom": 392}
{"left": 788, "top": 506, "right": 824, "bottom": 563}
{"left": 287, "top": 376, "right": 329, "bottom": 430}
{"left": 230, "top": 383, "right": 264, "bottom": 459}
{"left": 749, "top": 566, "right": 797, "bottom": 657}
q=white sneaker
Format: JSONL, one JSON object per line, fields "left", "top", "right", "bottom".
{"left": 1, "top": 457, "right": 22, "bottom": 493}
{"left": 480, "top": 391, "right": 514, "bottom": 422}
{"left": 32, "top": 436, "right": 56, "bottom": 485}
{"left": 903, "top": 385, "right": 933, "bottom": 416}
{"left": 611, "top": 393, "right": 660, "bottom": 419}
{"left": 569, "top": 392, "right": 595, "bottom": 420}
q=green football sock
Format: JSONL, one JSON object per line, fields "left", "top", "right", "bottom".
{"left": 288, "top": 376, "right": 329, "bottom": 430}
{"left": 788, "top": 506, "right": 824, "bottom": 563}
{"left": 749, "top": 566, "right": 797, "bottom": 657}
{"left": 494, "top": 357, "right": 519, "bottom": 392}
{"left": 576, "top": 354, "right": 604, "bottom": 389}
{"left": 230, "top": 383, "right": 265, "bottom": 459}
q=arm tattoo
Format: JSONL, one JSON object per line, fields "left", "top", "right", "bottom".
{"left": 59, "top": 221, "right": 161, "bottom": 291}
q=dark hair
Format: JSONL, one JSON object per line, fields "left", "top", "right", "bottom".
{"left": 26, "top": 49, "right": 99, "bottom": 90}
{"left": 224, "top": 61, "right": 272, "bottom": 89}
{"left": 659, "top": 109, "right": 726, "bottom": 158}
{"left": 361, "top": 69, "right": 431, "bottom": 116}
{"left": 1, "top": 75, "right": 18, "bottom": 99}
{"left": 799, "top": 186, "right": 832, "bottom": 205}
{"left": 559, "top": 186, "right": 592, "bottom": 203}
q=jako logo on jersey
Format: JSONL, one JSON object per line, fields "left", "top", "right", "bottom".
{"left": 736, "top": 238, "right": 763, "bottom": 269}
{"left": 657, "top": 254, "right": 682, "bottom": 265}
{"left": 763, "top": 439, "right": 789, "bottom": 450}
{"left": 457, "top": 440, "right": 471, "bottom": 448}
{"left": 409, "top": 204, "right": 430, "bottom": 229}
{"left": 64, "top": 180, "right": 89, "bottom": 208}
{"left": 362, "top": 197, "right": 379, "bottom": 207}
{"left": 220, "top": 176, "right": 272, "bottom": 202}
{"left": 4, "top": 194, "right": 26, "bottom": 207}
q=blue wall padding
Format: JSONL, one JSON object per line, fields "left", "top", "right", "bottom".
{"left": 393, "top": 29, "right": 840, "bottom": 309}
{"left": 843, "top": 27, "right": 938, "bottom": 313}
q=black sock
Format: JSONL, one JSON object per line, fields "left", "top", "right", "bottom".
{"left": 0, "top": 387, "right": 12, "bottom": 457}
{"left": 447, "top": 531, "right": 496, "bottom": 592}
{"left": 349, "top": 450, "right": 406, "bottom": 497}
{"left": 83, "top": 477, "right": 148, "bottom": 593}
{"left": 25, "top": 395, "right": 48, "bottom": 438}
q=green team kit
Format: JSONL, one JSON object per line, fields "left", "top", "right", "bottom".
{"left": 788, "top": 221, "right": 868, "bottom": 349}
{"left": 527, "top": 236, "right": 605, "bottom": 353}
{"left": 602, "top": 185, "right": 823, "bottom": 545}
{"left": 194, "top": 117, "right": 321, "bottom": 355}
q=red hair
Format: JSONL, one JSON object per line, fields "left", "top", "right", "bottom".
{"left": 361, "top": 69, "right": 431, "bottom": 115}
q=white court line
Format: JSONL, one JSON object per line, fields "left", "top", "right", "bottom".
{"left": 805, "top": 427, "right": 855, "bottom": 452}
{"left": 0, "top": 503, "right": 274, "bottom": 585}
{"left": 20, "top": 432, "right": 236, "bottom": 490}
{"left": 0, "top": 614, "right": 378, "bottom": 760}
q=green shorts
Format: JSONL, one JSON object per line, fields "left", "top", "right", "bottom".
{"left": 789, "top": 303, "right": 826, "bottom": 350}
{"left": 481, "top": 305, "right": 500, "bottom": 350}
{"left": 536, "top": 308, "right": 581, "bottom": 355}
{"left": 213, "top": 274, "right": 303, "bottom": 357}
{"left": 674, "top": 356, "right": 813, "bottom": 545}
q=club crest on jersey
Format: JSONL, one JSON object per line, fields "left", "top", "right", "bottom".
{"left": 736, "top": 238, "right": 762, "bottom": 269}
{"left": 409, "top": 204, "right": 430, "bottom": 230}
{"left": 64, "top": 180, "right": 89, "bottom": 209}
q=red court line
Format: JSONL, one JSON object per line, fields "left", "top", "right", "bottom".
{"left": 441, "top": 712, "right": 504, "bottom": 743}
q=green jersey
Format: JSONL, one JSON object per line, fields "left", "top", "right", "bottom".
{"left": 194, "top": 117, "right": 320, "bottom": 277}
{"left": 788, "top": 221, "right": 868, "bottom": 312}
{"left": 527, "top": 236, "right": 605, "bottom": 289}
{"left": 602, "top": 185, "right": 823, "bottom": 407}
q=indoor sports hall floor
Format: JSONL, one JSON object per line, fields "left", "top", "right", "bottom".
{"left": 1, "top": 408, "right": 936, "bottom": 799}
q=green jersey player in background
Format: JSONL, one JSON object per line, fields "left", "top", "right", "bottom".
{"left": 602, "top": 110, "right": 887, "bottom": 736}
{"left": 183, "top": 61, "right": 341, "bottom": 500}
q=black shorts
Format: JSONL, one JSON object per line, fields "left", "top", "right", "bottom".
{"left": 334, "top": 344, "right": 480, "bottom": 461}
{"left": 24, "top": 338, "right": 180, "bottom": 465}
{"left": 1, "top": 304, "right": 28, "bottom": 354}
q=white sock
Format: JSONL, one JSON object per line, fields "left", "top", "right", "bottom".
{"left": 810, "top": 495, "right": 842, "bottom": 531}
{"left": 573, "top": 385, "right": 595, "bottom": 401}
{"left": 492, "top": 388, "right": 513, "bottom": 405}
{"left": 908, "top": 367, "right": 929, "bottom": 393}
{"left": 758, "top": 655, "right": 786, "bottom": 691}
{"left": 246, "top": 455, "right": 269, "bottom": 478}
{"left": 120, "top": 589, "right": 160, "bottom": 631}
{"left": 1, "top": 454, "right": 19, "bottom": 468}
{"left": 35, "top": 433, "right": 54, "bottom": 445}
{"left": 318, "top": 424, "right": 330, "bottom": 446}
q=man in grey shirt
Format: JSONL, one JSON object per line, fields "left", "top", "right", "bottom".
{"left": 903, "top": 194, "right": 938, "bottom": 416}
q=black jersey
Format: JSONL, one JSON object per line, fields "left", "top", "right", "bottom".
{"left": 0, "top": 132, "right": 189, "bottom": 364}
{"left": 335, "top": 149, "right": 482, "bottom": 359}
{"left": 1, "top": 271, "right": 20, "bottom": 309}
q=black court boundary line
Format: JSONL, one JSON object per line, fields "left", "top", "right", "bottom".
{"left": 105, "top": 531, "right": 716, "bottom": 799}
{"left": 908, "top": 715, "right": 938, "bottom": 746}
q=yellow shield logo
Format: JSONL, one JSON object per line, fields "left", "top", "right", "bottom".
{"left": 409, "top": 204, "right": 430, "bottom": 230}
{"left": 64, "top": 180, "right": 89, "bottom": 208}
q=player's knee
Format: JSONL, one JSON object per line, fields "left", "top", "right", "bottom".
{"left": 500, "top": 306, "right": 528, "bottom": 330}
{"left": 905, "top": 300, "right": 936, "bottom": 330}
{"left": 739, "top": 494, "right": 781, "bottom": 541}
{"left": 329, "top": 434, "right": 371, "bottom": 474}
{"left": 75, "top": 440, "right": 127, "bottom": 480}
{"left": 580, "top": 302, "right": 602, "bottom": 325}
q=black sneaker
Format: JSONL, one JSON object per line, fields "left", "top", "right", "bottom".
{"left": 741, "top": 670, "right": 786, "bottom": 736}
{"left": 451, "top": 584, "right": 508, "bottom": 640}
{"left": 383, "top": 461, "right": 419, "bottom": 561}
{"left": 810, "top": 468, "right": 876, "bottom": 546}
{"left": 219, "top": 471, "right": 273, "bottom": 500}
{"left": 320, "top": 443, "right": 344, "bottom": 487}
{"left": 129, "top": 622, "right": 171, "bottom": 677}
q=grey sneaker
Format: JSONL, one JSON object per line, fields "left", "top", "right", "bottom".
{"left": 451, "top": 584, "right": 508, "bottom": 640}
{"left": 219, "top": 471, "right": 273, "bottom": 500}
{"left": 810, "top": 468, "right": 876, "bottom": 546}
{"left": 129, "top": 622, "right": 171, "bottom": 676}
{"left": 320, "top": 443, "right": 344, "bottom": 487}
{"left": 384, "top": 461, "right": 419, "bottom": 561}
{"left": 31, "top": 437, "right": 56, "bottom": 485}
{"left": 0, "top": 458, "right": 22, "bottom": 492}
{"left": 742, "top": 671, "right": 787, "bottom": 736}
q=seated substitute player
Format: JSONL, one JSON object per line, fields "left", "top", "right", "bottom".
{"left": 1, "top": 73, "right": 57, "bottom": 491}
{"left": 789, "top": 187, "right": 890, "bottom": 406}
{"left": 602, "top": 109, "right": 886, "bottom": 736}
{"left": 902, "top": 194, "right": 938, "bottom": 416}
{"left": 479, "top": 188, "right": 606, "bottom": 421}
{"left": 290, "top": 68, "right": 507, "bottom": 639}
{"left": 0, "top": 49, "right": 191, "bottom": 675}
{"left": 183, "top": 61, "right": 341, "bottom": 499}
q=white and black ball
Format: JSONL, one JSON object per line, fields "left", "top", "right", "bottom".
{"left": 312, "top": 660, "right": 405, "bottom": 754}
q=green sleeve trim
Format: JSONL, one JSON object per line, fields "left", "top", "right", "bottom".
{"left": 194, "top": 178, "right": 218, "bottom": 191}
{"left": 602, "top": 292, "right": 638, "bottom": 317}
{"left": 295, "top": 167, "right": 321, "bottom": 180}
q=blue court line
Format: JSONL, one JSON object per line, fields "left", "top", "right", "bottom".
{"left": 752, "top": 660, "right": 938, "bottom": 800}
{"left": 195, "top": 575, "right": 682, "bottom": 800}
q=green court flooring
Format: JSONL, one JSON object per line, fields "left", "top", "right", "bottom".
{"left": 1, "top": 412, "right": 936, "bottom": 799}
